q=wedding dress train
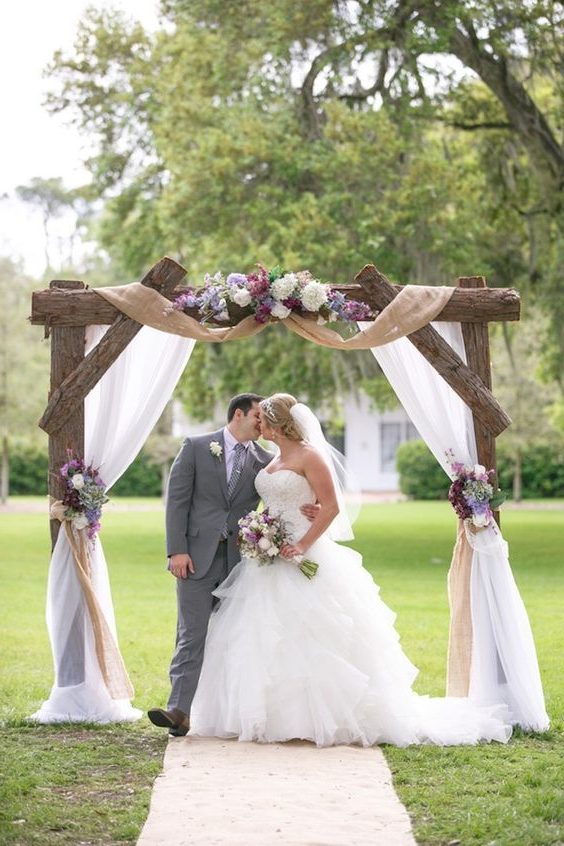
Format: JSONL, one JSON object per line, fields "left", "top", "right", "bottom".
{"left": 189, "top": 469, "right": 512, "bottom": 747}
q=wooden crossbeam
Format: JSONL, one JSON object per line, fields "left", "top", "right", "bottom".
{"left": 38, "top": 258, "right": 186, "bottom": 436}
{"left": 355, "top": 266, "right": 512, "bottom": 437}
{"left": 30, "top": 280, "right": 521, "bottom": 327}
{"left": 37, "top": 257, "right": 514, "bottom": 439}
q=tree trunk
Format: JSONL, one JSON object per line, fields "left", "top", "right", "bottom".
{"left": 513, "top": 449, "right": 522, "bottom": 503}
{"left": 161, "top": 461, "right": 170, "bottom": 504}
{"left": 1, "top": 434, "right": 8, "bottom": 504}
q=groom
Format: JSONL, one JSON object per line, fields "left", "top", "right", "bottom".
{"left": 148, "top": 393, "right": 317, "bottom": 737}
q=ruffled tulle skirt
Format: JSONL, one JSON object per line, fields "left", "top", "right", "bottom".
{"left": 190, "top": 537, "right": 512, "bottom": 747}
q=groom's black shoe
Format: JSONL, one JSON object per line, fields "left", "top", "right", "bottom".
{"left": 147, "top": 707, "right": 190, "bottom": 737}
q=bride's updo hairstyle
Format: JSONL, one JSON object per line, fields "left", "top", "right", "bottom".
{"left": 260, "top": 393, "right": 304, "bottom": 441}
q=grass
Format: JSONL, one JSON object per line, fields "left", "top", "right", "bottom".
{"left": 0, "top": 498, "right": 562, "bottom": 845}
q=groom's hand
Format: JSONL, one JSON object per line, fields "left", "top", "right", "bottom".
{"left": 169, "top": 553, "right": 194, "bottom": 579}
{"left": 300, "top": 502, "right": 321, "bottom": 522}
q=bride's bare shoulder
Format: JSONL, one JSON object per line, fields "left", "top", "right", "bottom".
{"left": 298, "top": 443, "right": 327, "bottom": 469}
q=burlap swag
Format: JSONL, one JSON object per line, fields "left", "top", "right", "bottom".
{"left": 90, "top": 281, "right": 474, "bottom": 699}
{"left": 50, "top": 501, "right": 134, "bottom": 700}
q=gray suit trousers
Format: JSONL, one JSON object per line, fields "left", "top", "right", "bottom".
{"left": 167, "top": 541, "right": 228, "bottom": 714}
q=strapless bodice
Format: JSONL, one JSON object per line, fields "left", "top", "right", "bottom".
{"left": 254, "top": 468, "right": 315, "bottom": 542}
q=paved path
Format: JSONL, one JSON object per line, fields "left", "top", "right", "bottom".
{"left": 136, "top": 736, "right": 417, "bottom": 846}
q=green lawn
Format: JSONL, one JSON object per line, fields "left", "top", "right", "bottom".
{"left": 0, "top": 499, "right": 562, "bottom": 845}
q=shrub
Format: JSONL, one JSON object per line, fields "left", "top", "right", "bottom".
{"left": 7, "top": 441, "right": 162, "bottom": 497}
{"left": 497, "top": 442, "right": 564, "bottom": 499}
{"left": 109, "top": 454, "right": 162, "bottom": 497}
{"left": 397, "top": 439, "right": 564, "bottom": 500}
{"left": 9, "top": 440, "right": 48, "bottom": 495}
{"left": 396, "top": 440, "right": 449, "bottom": 500}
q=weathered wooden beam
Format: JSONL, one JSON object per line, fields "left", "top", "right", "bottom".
{"left": 30, "top": 281, "right": 521, "bottom": 327}
{"left": 47, "top": 281, "right": 86, "bottom": 548}
{"left": 38, "top": 258, "right": 187, "bottom": 436}
{"left": 458, "top": 276, "right": 500, "bottom": 527}
{"left": 356, "top": 265, "right": 512, "bottom": 437}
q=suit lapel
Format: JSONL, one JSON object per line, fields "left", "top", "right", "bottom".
{"left": 209, "top": 429, "right": 229, "bottom": 504}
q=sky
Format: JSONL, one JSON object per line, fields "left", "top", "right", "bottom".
{"left": 0, "top": 1, "right": 160, "bottom": 276}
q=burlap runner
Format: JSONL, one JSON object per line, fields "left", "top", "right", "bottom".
{"left": 446, "top": 520, "right": 474, "bottom": 697}
{"left": 96, "top": 282, "right": 454, "bottom": 349}
{"left": 51, "top": 502, "right": 134, "bottom": 700}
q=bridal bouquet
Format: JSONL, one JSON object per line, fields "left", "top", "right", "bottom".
{"left": 60, "top": 453, "right": 109, "bottom": 540}
{"left": 447, "top": 452, "right": 505, "bottom": 529}
{"left": 171, "top": 265, "right": 374, "bottom": 325}
{"left": 238, "top": 508, "right": 318, "bottom": 579}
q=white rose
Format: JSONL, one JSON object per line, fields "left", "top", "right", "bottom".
{"left": 72, "top": 513, "right": 89, "bottom": 530}
{"left": 471, "top": 512, "right": 490, "bottom": 528}
{"left": 301, "top": 280, "right": 329, "bottom": 311}
{"left": 233, "top": 288, "right": 252, "bottom": 307}
{"left": 271, "top": 301, "right": 291, "bottom": 320}
{"left": 71, "top": 473, "right": 85, "bottom": 489}
{"left": 474, "top": 464, "right": 486, "bottom": 476}
{"left": 271, "top": 273, "right": 297, "bottom": 300}
{"left": 258, "top": 537, "right": 271, "bottom": 551}
{"left": 209, "top": 441, "right": 223, "bottom": 458}
{"left": 267, "top": 546, "right": 279, "bottom": 557}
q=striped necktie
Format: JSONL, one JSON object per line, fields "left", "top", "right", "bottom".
{"left": 227, "top": 442, "right": 246, "bottom": 500}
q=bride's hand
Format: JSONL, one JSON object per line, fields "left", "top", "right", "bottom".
{"left": 300, "top": 502, "right": 321, "bottom": 522}
{"left": 280, "top": 543, "right": 305, "bottom": 560}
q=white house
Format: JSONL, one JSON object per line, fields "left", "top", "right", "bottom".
{"left": 172, "top": 392, "right": 418, "bottom": 493}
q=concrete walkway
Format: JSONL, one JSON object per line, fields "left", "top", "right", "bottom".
{"left": 137, "top": 736, "right": 417, "bottom": 846}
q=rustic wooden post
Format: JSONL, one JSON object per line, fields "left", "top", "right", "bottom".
{"left": 47, "top": 280, "right": 86, "bottom": 548}
{"left": 457, "top": 276, "right": 500, "bottom": 525}
{"left": 47, "top": 281, "right": 87, "bottom": 688}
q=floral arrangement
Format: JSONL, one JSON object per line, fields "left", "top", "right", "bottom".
{"left": 209, "top": 441, "right": 223, "bottom": 459}
{"left": 171, "top": 265, "right": 374, "bottom": 325}
{"left": 238, "top": 507, "right": 318, "bottom": 579}
{"left": 447, "top": 451, "right": 505, "bottom": 529}
{"left": 60, "top": 453, "right": 109, "bottom": 540}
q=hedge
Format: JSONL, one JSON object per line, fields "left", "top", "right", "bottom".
{"left": 7, "top": 441, "right": 162, "bottom": 497}
{"left": 396, "top": 439, "right": 564, "bottom": 500}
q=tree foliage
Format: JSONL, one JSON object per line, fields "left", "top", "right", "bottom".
{"left": 0, "top": 258, "right": 50, "bottom": 499}
{"left": 43, "top": 0, "right": 563, "bottom": 413}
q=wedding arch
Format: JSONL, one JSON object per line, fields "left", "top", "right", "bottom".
{"left": 29, "top": 257, "right": 549, "bottom": 731}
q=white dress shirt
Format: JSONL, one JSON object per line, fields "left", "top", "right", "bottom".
{"left": 223, "top": 426, "right": 250, "bottom": 482}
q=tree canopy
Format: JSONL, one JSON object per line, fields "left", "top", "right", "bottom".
{"left": 44, "top": 0, "right": 563, "bottom": 417}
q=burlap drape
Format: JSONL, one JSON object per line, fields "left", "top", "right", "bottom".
{"left": 446, "top": 520, "right": 474, "bottom": 697}
{"left": 96, "top": 282, "right": 454, "bottom": 349}
{"left": 50, "top": 501, "right": 134, "bottom": 700}
{"left": 95, "top": 280, "right": 477, "bottom": 695}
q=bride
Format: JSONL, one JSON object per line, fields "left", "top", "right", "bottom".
{"left": 189, "top": 393, "right": 512, "bottom": 747}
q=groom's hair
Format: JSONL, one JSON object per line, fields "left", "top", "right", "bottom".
{"left": 227, "top": 393, "right": 264, "bottom": 421}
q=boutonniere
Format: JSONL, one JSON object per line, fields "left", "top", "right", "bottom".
{"left": 209, "top": 441, "right": 223, "bottom": 459}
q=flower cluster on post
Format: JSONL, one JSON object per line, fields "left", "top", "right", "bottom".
{"left": 447, "top": 451, "right": 505, "bottom": 529}
{"left": 60, "top": 453, "right": 109, "bottom": 540}
{"left": 238, "top": 508, "right": 318, "bottom": 579}
{"left": 171, "top": 265, "right": 374, "bottom": 325}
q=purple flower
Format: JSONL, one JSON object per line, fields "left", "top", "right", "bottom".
{"left": 226, "top": 273, "right": 248, "bottom": 287}
{"left": 282, "top": 296, "right": 302, "bottom": 310}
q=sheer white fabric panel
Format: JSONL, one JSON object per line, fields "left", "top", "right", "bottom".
{"left": 364, "top": 322, "right": 549, "bottom": 730}
{"left": 32, "top": 326, "right": 195, "bottom": 723}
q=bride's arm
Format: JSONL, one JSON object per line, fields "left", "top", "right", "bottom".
{"left": 280, "top": 451, "right": 339, "bottom": 557}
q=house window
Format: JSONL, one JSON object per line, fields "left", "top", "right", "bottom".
{"left": 380, "top": 423, "right": 402, "bottom": 472}
{"left": 405, "top": 421, "right": 419, "bottom": 441}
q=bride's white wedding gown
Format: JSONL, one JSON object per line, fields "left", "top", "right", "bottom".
{"left": 189, "top": 468, "right": 512, "bottom": 747}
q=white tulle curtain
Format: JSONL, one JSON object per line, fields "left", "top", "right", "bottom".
{"left": 32, "top": 326, "right": 195, "bottom": 723}
{"left": 365, "top": 322, "right": 549, "bottom": 731}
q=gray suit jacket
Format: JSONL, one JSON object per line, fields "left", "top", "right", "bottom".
{"left": 165, "top": 428, "right": 272, "bottom": 579}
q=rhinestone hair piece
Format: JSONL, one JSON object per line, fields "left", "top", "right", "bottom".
{"left": 261, "top": 398, "right": 276, "bottom": 421}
